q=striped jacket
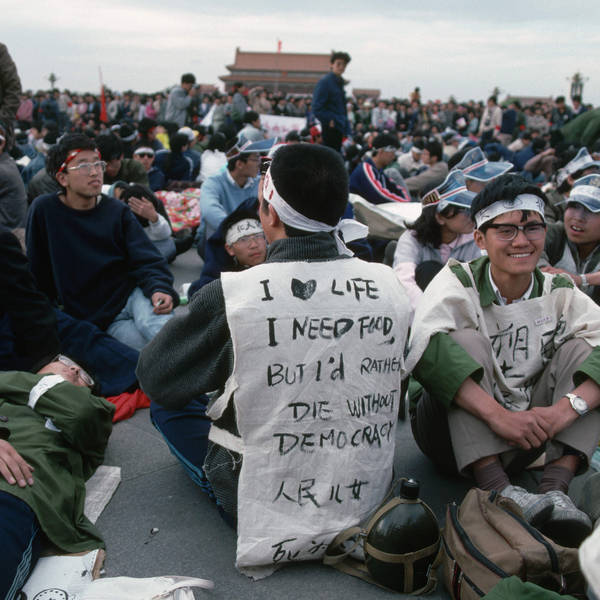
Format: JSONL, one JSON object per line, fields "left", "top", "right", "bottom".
{"left": 349, "top": 157, "right": 410, "bottom": 204}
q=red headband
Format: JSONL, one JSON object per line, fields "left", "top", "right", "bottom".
{"left": 57, "top": 148, "right": 100, "bottom": 174}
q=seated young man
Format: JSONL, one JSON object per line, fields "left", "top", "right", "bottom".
{"left": 406, "top": 174, "right": 600, "bottom": 547}
{"left": 0, "top": 224, "right": 138, "bottom": 396}
{"left": 138, "top": 144, "right": 411, "bottom": 568}
{"left": 349, "top": 132, "right": 410, "bottom": 204}
{"left": 0, "top": 361, "right": 114, "bottom": 599}
{"left": 26, "top": 134, "right": 178, "bottom": 352}
{"left": 541, "top": 174, "right": 600, "bottom": 304}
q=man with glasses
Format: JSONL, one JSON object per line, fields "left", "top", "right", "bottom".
{"left": 406, "top": 174, "right": 600, "bottom": 548}
{"left": 188, "top": 202, "right": 267, "bottom": 295}
{"left": 26, "top": 134, "right": 178, "bottom": 352}
{"left": 0, "top": 362, "right": 114, "bottom": 600}
{"left": 132, "top": 146, "right": 165, "bottom": 192}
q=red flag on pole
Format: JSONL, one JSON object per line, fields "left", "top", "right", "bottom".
{"left": 277, "top": 40, "right": 282, "bottom": 53}
{"left": 99, "top": 67, "right": 108, "bottom": 123}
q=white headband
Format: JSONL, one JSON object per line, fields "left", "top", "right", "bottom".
{"left": 263, "top": 167, "right": 368, "bottom": 256}
{"left": 475, "top": 194, "right": 545, "bottom": 229}
{"left": 225, "top": 218, "right": 263, "bottom": 245}
{"left": 134, "top": 146, "right": 154, "bottom": 156}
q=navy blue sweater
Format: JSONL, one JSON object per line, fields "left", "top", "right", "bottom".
{"left": 26, "top": 193, "right": 177, "bottom": 330}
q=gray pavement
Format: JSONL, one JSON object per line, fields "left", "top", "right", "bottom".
{"left": 95, "top": 249, "right": 592, "bottom": 599}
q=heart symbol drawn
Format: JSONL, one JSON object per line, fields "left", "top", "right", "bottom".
{"left": 291, "top": 278, "right": 317, "bottom": 300}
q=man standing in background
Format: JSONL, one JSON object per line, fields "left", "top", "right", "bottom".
{"left": 312, "top": 51, "right": 351, "bottom": 152}
{"left": 165, "top": 73, "right": 196, "bottom": 127}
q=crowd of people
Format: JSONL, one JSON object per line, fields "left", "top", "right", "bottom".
{"left": 1, "top": 42, "right": 600, "bottom": 599}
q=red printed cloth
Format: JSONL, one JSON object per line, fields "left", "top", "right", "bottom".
{"left": 155, "top": 188, "right": 202, "bottom": 231}
{"left": 105, "top": 389, "right": 151, "bottom": 423}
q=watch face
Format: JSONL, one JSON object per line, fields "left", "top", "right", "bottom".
{"left": 570, "top": 394, "right": 589, "bottom": 414}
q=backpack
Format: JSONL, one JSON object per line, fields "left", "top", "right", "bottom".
{"left": 441, "top": 488, "right": 585, "bottom": 599}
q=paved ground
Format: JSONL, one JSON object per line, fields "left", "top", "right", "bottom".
{"left": 95, "top": 248, "right": 593, "bottom": 599}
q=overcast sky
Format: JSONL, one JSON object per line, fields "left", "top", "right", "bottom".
{"left": 4, "top": 0, "right": 599, "bottom": 105}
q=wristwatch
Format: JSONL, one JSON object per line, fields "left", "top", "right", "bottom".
{"left": 580, "top": 273, "right": 589, "bottom": 287}
{"left": 565, "top": 393, "right": 590, "bottom": 416}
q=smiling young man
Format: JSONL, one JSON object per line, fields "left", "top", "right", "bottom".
{"left": 26, "top": 134, "right": 178, "bottom": 351}
{"left": 406, "top": 174, "right": 600, "bottom": 547}
{"left": 541, "top": 174, "right": 600, "bottom": 304}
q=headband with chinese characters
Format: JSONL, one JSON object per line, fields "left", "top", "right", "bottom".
{"left": 474, "top": 193, "right": 545, "bottom": 229}
{"left": 225, "top": 218, "right": 263, "bottom": 246}
{"left": 262, "top": 167, "right": 368, "bottom": 256}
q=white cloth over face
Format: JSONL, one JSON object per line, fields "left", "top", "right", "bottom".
{"left": 209, "top": 258, "right": 411, "bottom": 570}
{"left": 263, "top": 167, "right": 368, "bottom": 256}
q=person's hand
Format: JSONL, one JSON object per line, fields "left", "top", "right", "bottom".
{"left": 540, "top": 266, "right": 580, "bottom": 285}
{"left": 128, "top": 197, "right": 158, "bottom": 223}
{"left": 530, "top": 398, "right": 578, "bottom": 439}
{"left": 487, "top": 408, "right": 552, "bottom": 451}
{"left": 0, "top": 440, "right": 34, "bottom": 487}
{"left": 151, "top": 291, "right": 173, "bottom": 315}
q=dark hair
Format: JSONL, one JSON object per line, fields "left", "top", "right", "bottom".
{"left": 181, "top": 73, "right": 196, "bottom": 85}
{"left": 330, "top": 51, "right": 351, "bottom": 65}
{"left": 46, "top": 133, "right": 97, "bottom": 183}
{"left": 221, "top": 205, "right": 260, "bottom": 241}
{"left": 572, "top": 94, "right": 581, "bottom": 103}
{"left": 243, "top": 111, "right": 259, "bottom": 124}
{"left": 263, "top": 144, "right": 348, "bottom": 235}
{"left": 96, "top": 132, "right": 123, "bottom": 162}
{"left": 447, "top": 145, "right": 471, "bottom": 170}
{"left": 169, "top": 132, "right": 189, "bottom": 155}
{"left": 425, "top": 140, "right": 443, "bottom": 162}
{"left": 233, "top": 82, "right": 244, "bottom": 91}
{"left": 207, "top": 132, "right": 227, "bottom": 152}
{"left": 555, "top": 96, "right": 565, "bottom": 104}
{"left": 373, "top": 132, "right": 399, "bottom": 151}
{"left": 285, "top": 130, "right": 300, "bottom": 142}
{"left": 532, "top": 138, "right": 546, "bottom": 153}
{"left": 407, "top": 205, "right": 463, "bottom": 248}
{"left": 470, "top": 174, "right": 547, "bottom": 225}
{"left": 488, "top": 95, "right": 497, "bottom": 105}
{"left": 120, "top": 183, "right": 171, "bottom": 229}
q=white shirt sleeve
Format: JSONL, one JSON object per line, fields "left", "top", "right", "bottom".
{"left": 145, "top": 213, "right": 172, "bottom": 241}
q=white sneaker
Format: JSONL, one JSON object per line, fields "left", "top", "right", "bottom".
{"left": 540, "top": 490, "right": 592, "bottom": 548}
{"left": 500, "top": 484, "right": 554, "bottom": 527}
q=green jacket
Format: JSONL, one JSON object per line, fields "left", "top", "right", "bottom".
{"left": 0, "top": 371, "right": 114, "bottom": 552}
{"left": 413, "top": 256, "right": 600, "bottom": 408}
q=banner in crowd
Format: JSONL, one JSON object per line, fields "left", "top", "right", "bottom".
{"left": 201, "top": 108, "right": 305, "bottom": 141}
{"left": 259, "top": 114, "right": 306, "bottom": 139}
